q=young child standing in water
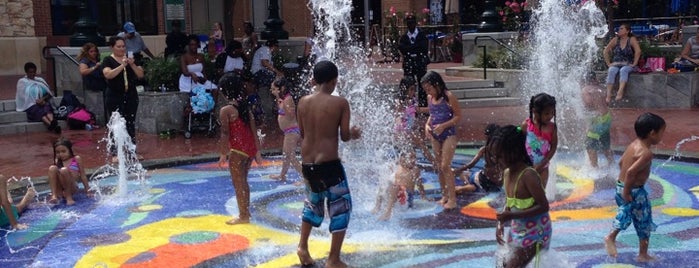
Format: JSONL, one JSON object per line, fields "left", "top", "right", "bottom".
{"left": 394, "top": 76, "right": 434, "bottom": 166}
{"left": 48, "top": 138, "right": 91, "bottom": 205}
{"left": 521, "top": 93, "right": 558, "bottom": 190}
{"left": 269, "top": 77, "right": 303, "bottom": 183}
{"left": 217, "top": 72, "right": 263, "bottom": 225}
{"left": 604, "top": 112, "right": 665, "bottom": 262}
{"left": 422, "top": 71, "right": 461, "bottom": 210}
{"left": 494, "top": 125, "right": 552, "bottom": 267}
{"left": 372, "top": 149, "right": 423, "bottom": 220}
{"left": 295, "top": 61, "right": 361, "bottom": 268}
{"left": 1, "top": 175, "right": 35, "bottom": 230}
{"left": 582, "top": 72, "right": 614, "bottom": 168}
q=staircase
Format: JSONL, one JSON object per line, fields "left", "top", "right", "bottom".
{"left": 446, "top": 79, "right": 523, "bottom": 107}
{"left": 0, "top": 98, "right": 67, "bottom": 135}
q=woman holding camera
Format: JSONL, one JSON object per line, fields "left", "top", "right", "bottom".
{"left": 102, "top": 36, "right": 144, "bottom": 147}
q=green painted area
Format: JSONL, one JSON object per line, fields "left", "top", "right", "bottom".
{"left": 123, "top": 212, "right": 148, "bottom": 227}
{"left": 8, "top": 212, "right": 61, "bottom": 247}
{"left": 455, "top": 148, "right": 478, "bottom": 156}
{"left": 171, "top": 231, "right": 219, "bottom": 244}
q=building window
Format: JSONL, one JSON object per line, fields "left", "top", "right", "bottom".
{"left": 51, "top": 0, "right": 158, "bottom": 36}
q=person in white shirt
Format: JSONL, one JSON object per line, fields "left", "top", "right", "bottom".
{"left": 250, "top": 39, "right": 283, "bottom": 123}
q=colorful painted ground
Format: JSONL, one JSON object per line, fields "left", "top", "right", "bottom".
{"left": 2, "top": 150, "right": 698, "bottom": 268}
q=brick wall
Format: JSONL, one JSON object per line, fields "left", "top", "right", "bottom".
{"left": 33, "top": 0, "right": 51, "bottom": 37}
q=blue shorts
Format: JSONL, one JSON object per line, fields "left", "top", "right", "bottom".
{"left": 613, "top": 181, "right": 656, "bottom": 240}
{"left": 301, "top": 160, "right": 352, "bottom": 232}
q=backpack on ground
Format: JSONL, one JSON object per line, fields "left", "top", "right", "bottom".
{"left": 56, "top": 90, "right": 83, "bottom": 120}
{"left": 67, "top": 106, "right": 97, "bottom": 130}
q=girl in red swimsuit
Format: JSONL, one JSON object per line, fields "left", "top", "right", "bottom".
{"left": 48, "top": 138, "right": 92, "bottom": 205}
{"left": 217, "top": 72, "right": 263, "bottom": 225}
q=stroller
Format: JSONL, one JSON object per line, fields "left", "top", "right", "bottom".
{"left": 184, "top": 84, "right": 216, "bottom": 139}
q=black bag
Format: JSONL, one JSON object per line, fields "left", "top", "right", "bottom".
{"left": 56, "top": 90, "right": 82, "bottom": 120}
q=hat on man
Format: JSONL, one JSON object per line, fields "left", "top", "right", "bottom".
{"left": 124, "top": 22, "right": 136, "bottom": 34}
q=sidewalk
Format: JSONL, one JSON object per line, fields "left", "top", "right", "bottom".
{"left": 1, "top": 62, "right": 698, "bottom": 181}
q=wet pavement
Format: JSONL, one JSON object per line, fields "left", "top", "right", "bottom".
{"left": 1, "top": 61, "right": 699, "bottom": 267}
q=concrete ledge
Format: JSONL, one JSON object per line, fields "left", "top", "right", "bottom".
{"left": 136, "top": 91, "right": 189, "bottom": 134}
{"left": 448, "top": 66, "right": 699, "bottom": 108}
{"left": 612, "top": 71, "right": 699, "bottom": 108}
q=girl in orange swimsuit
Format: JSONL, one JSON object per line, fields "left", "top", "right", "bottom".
{"left": 217, "top": 72, "right": 263, "bottom": 225}
{"left": 47, "top": 138, "right": 92, "bottom": 205}
{"left": 270, "top": 77, "right": 303, "bottom": 182}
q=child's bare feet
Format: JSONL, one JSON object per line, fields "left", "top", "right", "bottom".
{"left": 436, "top": 198, "right": 447, "bottom": 205}
{"left": 636, "top": 254, "right": 656, "bottom": 262}
{"left": 443, "top": 201, "right": 457, "bottom": 210}
{"left": 21, "top": 188, "right": 36, "bottom": 204}
{"left": 297, "top": 247, "right": 315, "bottom": 266}
{"left": 378, "top": 212, "right": 391, "bottom": 221}
{"left": 604, "top": 236, "right": 617, "bottom": 257}
{"left": 47, "top": 196, "right": 60, "bottom": 205}
{"left": 269, "top": 174, "right": 286, "bottom": 182}
{"left": 66, "top": 198, "right": 76, "bottom": 206}
{"left": 225, "top": 217, "right": 250, "bottom": 225}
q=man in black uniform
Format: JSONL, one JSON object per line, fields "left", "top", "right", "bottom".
{"left": 398, "top": 15, "right": 430, "bottom": 107}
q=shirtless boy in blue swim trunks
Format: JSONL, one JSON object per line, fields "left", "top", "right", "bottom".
{"left": 604, "top": 112, "right": 665, "bottom": 263}
{"left": 296, "top": 61, "right": 361, "bottom": 268}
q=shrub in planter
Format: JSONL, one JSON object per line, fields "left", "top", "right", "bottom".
{"left": 145, "top": 56, "right": 181, "bottom": 91}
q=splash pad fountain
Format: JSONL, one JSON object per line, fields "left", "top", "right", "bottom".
{"left": 1, "top": 0, "right": 699, "bottom": 267}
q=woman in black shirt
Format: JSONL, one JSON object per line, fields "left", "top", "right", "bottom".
{"left": 102, "top": 36, "right": 144, "bottom": 145}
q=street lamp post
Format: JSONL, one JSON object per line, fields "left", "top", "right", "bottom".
{"left": 70, "top": 0, "right": 105, "bottom": 46}
{"left": 261, "top": 0, "right": 289, "bottom": 40}
{"left": 477, "top": 0, "right": 503, "bottom": 32}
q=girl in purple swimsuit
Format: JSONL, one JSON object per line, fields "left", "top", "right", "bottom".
{"left": 421, "top": 71, "right": 461, "bottom": 209}
{"left": 47, "top": 138, "right": 92, "bottom": 205}
{"left": 270, "top": 77, "right": 303, "bottom": 183}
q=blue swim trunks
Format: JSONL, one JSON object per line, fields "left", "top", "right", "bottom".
{"left": 612, "top": 181, "right": 657, "bottom": 240}
{"left": 301, "top": 160, "right": 352, "bottom": 233}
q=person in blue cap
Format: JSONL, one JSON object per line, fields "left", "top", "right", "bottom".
{"left": 117, "top": 22, "right": 155, "bottom": 64}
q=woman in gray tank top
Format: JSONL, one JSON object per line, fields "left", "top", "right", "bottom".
{"left": 678, "top": 27, "right": 699, "bottom": 67}
{"left": 603, "top": 24, "right": 641, "bottom": 103}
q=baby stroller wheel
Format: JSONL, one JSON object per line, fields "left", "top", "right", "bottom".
{"left": 184, "top": 131, "right": 192, "bottom": 139}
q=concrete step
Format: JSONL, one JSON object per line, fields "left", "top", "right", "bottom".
{"left": 451, "top": 87, "right": 508, "bottom": 99}
{"left": 0, "top": 111, "right": 28, "bottom": 124}
{"left": 445, "top": 79, "right": 497, "bottom": 89}
{"left": 0, "top": 121, "right": 67, "bottom": 135}
{"left": 458, "top": 97, "right": 524, "bottom": 108}
{"left": 1, "top": 99, "right": 16, "bottom": 112}
{"left": 1, "top": 97, "right": 64, "bottom": 112}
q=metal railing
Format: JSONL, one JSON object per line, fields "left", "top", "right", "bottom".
{"left": 42, "top": 46, "right": 81, "bottom": 96}
{"left": 474, "top": 36, "right": 522, "bottom": 80}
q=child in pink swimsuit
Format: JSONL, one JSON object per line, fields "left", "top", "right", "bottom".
{"left": 270, "top": 77, "right": 303, "bottom": 183}
{"left": 521, "top": 93, "right": 558, "bottom": 189}
{"left": 48, "top": 138, "right": 92, "bottom": 205}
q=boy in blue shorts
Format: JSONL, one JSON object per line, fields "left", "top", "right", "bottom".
{"left": 1, "top": 175, "right": 35, "bottom": 230}
{"left": 296, "top": 61, "right": 361, "bottom": 268}
{"left": 604, "top": 112, "right": 665, "bottom": 262}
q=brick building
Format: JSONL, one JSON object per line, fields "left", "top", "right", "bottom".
{"left": 0, "top": 0, "right": 439, "bottom": 76}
